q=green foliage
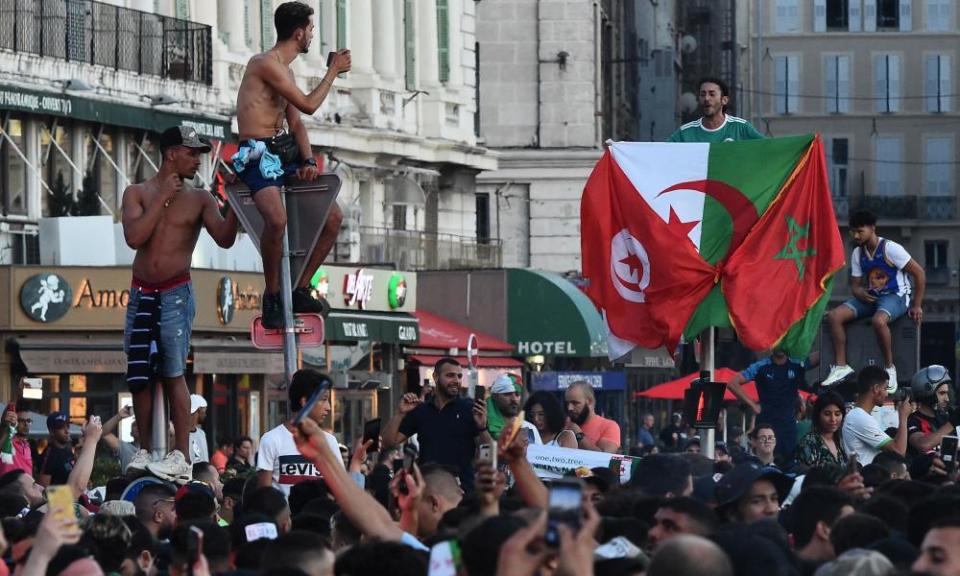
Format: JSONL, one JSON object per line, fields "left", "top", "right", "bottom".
{"left": 72, "top": 171, "right": 101, "bottom": 216}
{"left": 48, "top": 171, "right": 74, "bottom": 217}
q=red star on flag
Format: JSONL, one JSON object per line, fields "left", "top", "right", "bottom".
{"left": 665, "top": 207, "right": 700, "bottom": 242}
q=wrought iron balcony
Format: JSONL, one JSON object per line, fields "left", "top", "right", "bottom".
{"left": 845, "top": 195, "right": 957, "bottom": 221}
{"left": 356, "top": 226, "right": 502, "bottom": 270}
{"left": 0, "top": 0, "right": 212, "bottom": 85}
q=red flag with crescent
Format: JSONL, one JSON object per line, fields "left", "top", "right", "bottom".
{"left": 581, "top": 151, "right": 716, "bottom": 356}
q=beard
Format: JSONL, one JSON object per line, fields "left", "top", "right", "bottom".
{"left": 569, "top": 406, "right": 591, "bottom": 426}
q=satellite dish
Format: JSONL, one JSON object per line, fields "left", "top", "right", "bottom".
{"left": 680, "top": 92, "right": 698, "bottom": 114}
{"left": 681, "top": 35, "right": 698, "bottom": 54}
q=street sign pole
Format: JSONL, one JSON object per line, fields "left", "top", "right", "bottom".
{"left": 279, "top": 192, "right": 297, "bottom": 382}
{"left": 466, "top": 333, "right": 480, "bottom": 397}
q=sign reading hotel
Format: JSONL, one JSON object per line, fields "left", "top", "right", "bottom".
{"left": 516, "top": 340, "right": 578, "bottom": 355}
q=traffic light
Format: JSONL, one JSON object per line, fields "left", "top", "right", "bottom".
{"left": 683, "top": 371, "right": 727, "bottom": 428}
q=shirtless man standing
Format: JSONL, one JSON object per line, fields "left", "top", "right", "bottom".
{"left": 235, "top": 1, "right": 351, "bottom": 329}
{"left": 121, "top": 126, "right": 238, "bottom": 483}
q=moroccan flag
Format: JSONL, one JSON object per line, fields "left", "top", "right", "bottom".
{"left": 723, "top": 136, "right": 844, "bottom": 352}
{"left": 581, "top": 150, "right": 717, "bottom": 356}
{"left": 584, "top": 135, "right": 842, "bottom": 358}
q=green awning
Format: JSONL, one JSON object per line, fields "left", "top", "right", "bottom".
{"left": 0, "top": 85, "right": 231, "bottom": 141}
{"left": 326, "top": 311, "right": 419, "bottom": 344}
{"left": 506, "top": 269, "right": 607, "bottom": 357}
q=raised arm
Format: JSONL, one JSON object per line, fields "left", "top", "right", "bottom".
{"left": 258, "top": 50, "right": 351, "bottom": 116}
{"left": 121, "top": 176, "right": 180, "bottom": 248}
{"left": 382, "top": 394, "right": 420, "bottom": 449}
{"left": 67, "top": 417, "right": 103, "bottom": 500}
{"left": 201, "top": 193, "right": 239, "bottom": 248}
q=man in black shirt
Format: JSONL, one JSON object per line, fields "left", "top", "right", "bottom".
{"left": 382, "top": 357, "right": 491, "bottom": 492}
{"left": 38, "top": 412, "right": 75, "bottom": 487}
{"left": 907, "top": 365, "right": 959, "bottom": 456}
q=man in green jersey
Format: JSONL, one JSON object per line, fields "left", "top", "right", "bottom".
{"left": 668, "top": 77, "right": 764, "bottom": 143}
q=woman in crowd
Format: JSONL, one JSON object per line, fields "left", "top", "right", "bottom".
{"left": 523, "top": 391, "right": 577, "bottom": 448}
{"left": 794, "top": 390, "right": 848, "bottom": 469}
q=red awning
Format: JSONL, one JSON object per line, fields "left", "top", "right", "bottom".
{"left": 409, "top": 354, "right": 523, "bottom": 368}
{"left": 634, "top": 367, "right": 811, "bottom": 402}
{"left": 413, "top": 311, "right": 515, "bottom": 352}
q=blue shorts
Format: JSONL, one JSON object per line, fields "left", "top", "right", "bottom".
{"left": 236, "top": 143, "right": 302, "bottom": 194}
{"left": 124, "top": 282, "right": 195, "bottom": 379}
{"left": 842, "top": 292, "right": 908, "bottom": 321}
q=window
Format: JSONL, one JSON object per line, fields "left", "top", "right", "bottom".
{"left": 474, "top": 42, "right": 480, "bottom": 137}
{"left": 774, "top": 55, "right": 800, "bottom": 114}
{"left": 826, "top": 137, "right": 850, "bottom": 197}
{"left": 826, "top": 0, "right": 849, "bottom": 30}
{"left": 873, "top": 54, "right": 901, "bottom": 113}
{"left": 775, "top": 0, "right": 800, "bottom": 32}
{"left": 925, "top": 241, "right": 948, "bottom": 269}
{"left": 926, "top": 0, "right": 952, "bottom": 31}
{"left": 874, "top": 136, "right": 902, "bottom": 196}
{"left": 404, "top": 0, "right": 416, "bottom": 90}
{"left": 437, "top": 0, "right": 450, "bottom": 83}
{"left": 824, "top": 55, "right": 851, "bottom": 113}
{"left": 926, "top": 54, "right": 952, "bottom": 113}
{"left": 849, "top": 0, "right": 863, "bottom": 31}
{"left": 336, "top": 0, "right": 347, "bottom": 50}
{"left": 925, "top": 136, "right": 952, "bottom": 196}
{"left": 392, "top": 204, "right": 407, "bottom": 231}
{"left": 1, "top": 115, "right": 28, "bottom": 216}
{"left": 476, "top": 193, "right": 490, "bottom": 244}
{"left": 260, "top": 0, "right": 274, "bottom": 49}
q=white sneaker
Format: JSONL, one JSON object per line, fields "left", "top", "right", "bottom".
{"left": 125, "top": 449, "right": 152, "bottom": 475}
{"left": 146, "top": 450, "right": 192, "bottom": 485}
{"left": 822, "top": 364, "right": 855, "bottom": 386}
{"left": 885, "top": 366, "right": 898, "bottom": 395}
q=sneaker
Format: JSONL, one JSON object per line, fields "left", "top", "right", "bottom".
{"left": 292, "top": 287, "right": 330, "bottom": 317}
{"left": 822, "top": 364, "right": 855, "bottom": 387}
{"left": 886, "top": 366, "right": 898, "bottom": 395}
{"left": 261, "top": 292, "right": 283, "bottom": 330}
{"left": 146, "top": 450, "right": 192, "bottom": 485}
{"left": 125, "top": 449, "right": 152, "bottom": 475}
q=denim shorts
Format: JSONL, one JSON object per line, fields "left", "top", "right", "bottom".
{"left": 842, "top": 292, "right": 909, "bottom": 322}
{"left": 124, "top": 282, "right": 195, "bottom": 378}
{"left": 236, "top": 144, "right": 302, "bottom": 195}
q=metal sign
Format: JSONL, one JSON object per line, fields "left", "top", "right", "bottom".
{"left": 224, "top": 174, "right": 342, "bottom": 287}
{"left": 251, "top": 314, "right": 325, "bottom": 350}
{"left": 466, "top": 333, "right": 479, "bottom": 370}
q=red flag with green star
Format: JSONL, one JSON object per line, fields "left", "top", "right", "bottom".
{"left": 722, "top": 135, "right": 844, "bottom": 353}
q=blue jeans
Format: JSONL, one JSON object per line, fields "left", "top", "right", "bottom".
{"left": 124, "top": 283, "right": 195, "bottom": 378}
{"left": 842, "top": 292, "right": 909, "bottom": 321}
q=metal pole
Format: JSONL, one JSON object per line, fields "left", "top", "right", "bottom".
{"left": 701, "top": 328, "right": 716, "bottom": 460}
{"left": 150, "top": 381, "right": 167, "bottom": 460}
{"left": 280, "top": 189, "right": 297, "bottom": 383}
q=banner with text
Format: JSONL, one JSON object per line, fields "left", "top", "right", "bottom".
{"left": 526, "top": 444, "right": 638, "bottom": 484}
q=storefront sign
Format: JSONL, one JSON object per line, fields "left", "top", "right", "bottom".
{"left": 530, "top": 371, "right": 627, "bottom": 392}
{"left": 326, "top": 312, "right": 419, "bottom": 344}
{"left": 388, "top": 273, "right": 407, "bottom": 309}
{"left": 19, "top": 273, "right": 73, "bottom": 323}
{"left": 526, "top": 444, "right": 637, "bottom": 484}
{"left": 217, "top": 277, "right": 235, "bottom": 325}
{"left": 343, "top": 269, "right": 374, "bottom": 309}
{"left": 192, "top": 351, "right": 284, "bottom": 374}
{"left": 342, "top": 321, "right": 369, "bottom": 339}
{"left": 74, "top": 278, "right": 130, "bottom": 309}
{"left": 398, "top": 325, "right": 418, "bottom": 342}
{"left": 516, "top": 341, "right": 578, "bottom": 355}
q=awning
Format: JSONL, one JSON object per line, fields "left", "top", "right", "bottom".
{"left": 506, "top": 269, "right": 607, "bottom": 357}
{"left": 414, "top": 310, "right": 514, "bottom": 352}
{"left": 16, "top": 338, "right": 126, "bottom": 373}
{"left": 326, "top": 311, "right": 419, "bottom": 344}
{"left": 634, "top": 368, "right": 812, "bottom": 402}
{"left": 190, "top": 338, "right": 284, "bottom": 374}
{"left": 0, "top": 84, "right": 231, "bottom": 140}
{"left": 408, "top": 354, "right": 524, "bottom": 368}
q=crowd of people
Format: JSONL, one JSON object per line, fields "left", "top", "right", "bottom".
{"left": 1, "top": 357, "right": 960, "bottom": 576}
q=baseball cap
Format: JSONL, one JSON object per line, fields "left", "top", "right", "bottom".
{"left": 715, "top": 462, "right": 794, "bottom": 507}
{"left": 190, "top": 394, "right": 208, "bottom": 414}
{"left": 175, "top": 481, "right": 215, "bottom": 502}
{"left": 158, "top": 125, "right": 212, "bottom": 153}
{"left": 46, "top": 412, "right": 69, "bottom": 430}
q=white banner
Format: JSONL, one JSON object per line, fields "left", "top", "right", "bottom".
{"left": 526, "top": 444, "right": 638, "bottom": 484}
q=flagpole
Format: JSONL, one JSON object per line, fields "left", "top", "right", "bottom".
{"left": 703, "top": 328, "right": 716, "bottom": 459}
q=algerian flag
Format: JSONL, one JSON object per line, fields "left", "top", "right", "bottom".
{"left": 591, "top": 135, "right": 841, "bottom": 358}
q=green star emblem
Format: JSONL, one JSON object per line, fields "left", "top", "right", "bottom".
{"left": 774, "top": 216, "right": 816, "bottom": 279}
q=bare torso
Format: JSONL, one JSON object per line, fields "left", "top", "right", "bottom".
{"left": 127, "top": 179, "right": 206, "bottom": 283}
{"left": 236, "top": 52, "right": 294, "bottom": 139}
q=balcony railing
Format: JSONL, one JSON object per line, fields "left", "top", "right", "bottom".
{"left": 356, "top": 227, "right": 502, "bottom": 270}
{"left": 927, "top": 267, "right": 951, "bottom": 287}
{"left": 842, "top": 195, "right": 958, "bottom": 221}
{"left": 0, "top": 0, "right": 212, "bottom": 84}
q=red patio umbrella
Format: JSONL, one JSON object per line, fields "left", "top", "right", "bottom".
{"left": 634, "top": 368, "right": 811, "bottom": 402}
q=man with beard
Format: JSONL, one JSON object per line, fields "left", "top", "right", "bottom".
{"left": 486, "top": 374, "right": 540, "bottom": 443}
{"left": 823, "top": 210, "right": 925, "bottom": 390}
{"left": 0, "top": 403, "right": 35, "bottom": 476}
{"left": 122, "top": 126, "right": 238, "bottom": 483}
{"left": 382, "top": 357, "right": 491, "bottom": 492}
{"left": 235, "top": 0, "right": 351, "bottom": 329}
{"left": 134, "top": 482, "right": 178, "bottom": 539}
{"left": 667, "top": 77, "right": 764, "bottom": 143}
{"left": 564, "top": 381, "right": 621, "bottom": 453}
{"left": 908, "top": 365, "right": 960, "bottom": 455}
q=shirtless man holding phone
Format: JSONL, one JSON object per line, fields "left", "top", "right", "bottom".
{"left": 235, "top": 0, "right": 352, "bottom": 329}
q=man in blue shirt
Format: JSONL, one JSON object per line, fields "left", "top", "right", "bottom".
{"left": 727, "top": 350, "right": 813, "bottom": 462}
{"left": 636, "top": 413, "right": 656, "bottom": 449}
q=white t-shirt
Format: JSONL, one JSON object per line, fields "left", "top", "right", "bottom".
{"left": 189, "top": 428, "right": 209, "bottom": 464}
{"left": 257, "top": 423, "right": 344, "bottom": 497}
{"left": 850, "top": 237, "right": 912, "bottom": 298}
{"left": 842, "top": 406, "right": 892, "bottom": 465}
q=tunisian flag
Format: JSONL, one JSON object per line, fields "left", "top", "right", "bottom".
{"left": 581, "top": 151, "right": 716, "bottom": 357}
{"left": 723, "top": 135, "right": 844, "bottom": 352}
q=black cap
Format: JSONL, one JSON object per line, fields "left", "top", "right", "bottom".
{"left": 715, "top": 462, "right": 794, "bottom": 507}
{"left": 158, "top": 125, "right": 211, "bottom": 153}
